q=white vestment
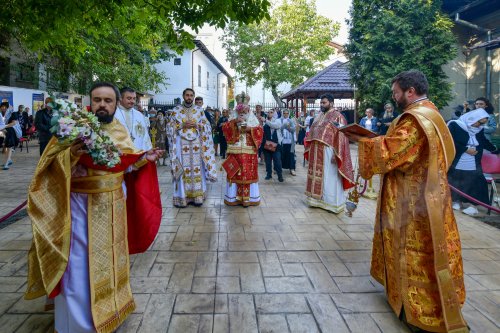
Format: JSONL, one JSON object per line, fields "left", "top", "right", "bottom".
{"left": 306, "top": 146, "right": 345, "bottom": 213}
{"left": 115, "top": 107, "right": 152, "bottom": 151}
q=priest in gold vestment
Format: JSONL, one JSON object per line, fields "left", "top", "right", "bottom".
{"left": 25, "top": 83, "right": 163, "bottom": 333}
{"left": 348, "top": 71, "right": 468, "bottom": 333}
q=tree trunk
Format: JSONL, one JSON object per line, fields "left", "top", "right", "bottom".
{"left": 270, "top": 84, "right": 285, "bottom": 108}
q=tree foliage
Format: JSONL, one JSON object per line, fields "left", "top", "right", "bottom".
{"left": 221, "top": 0, "right": 339, "bottom": 105}
{"left": 0, "top": 0, "right": 271, "bottom": 93}
{"left": 345, "top": 0, "right": 456, "bottom": 111}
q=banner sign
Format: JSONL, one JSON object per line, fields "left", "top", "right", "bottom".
{"left": 33, "top": 93, "right": 45, "bottom": 113}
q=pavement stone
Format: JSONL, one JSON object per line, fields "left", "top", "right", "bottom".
{"left": 0, "top": 144, "right": 499, "bottom": 332}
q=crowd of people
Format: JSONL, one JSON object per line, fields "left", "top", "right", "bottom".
{"left": 357, "top": 96, "right": 499, "bottom": 217}
{"left": 6, "top": 69, "right": 496, "bottom": 333}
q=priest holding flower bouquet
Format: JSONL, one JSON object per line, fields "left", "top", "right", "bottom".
{"left": 25, "top": 82, "right": 163, "bottom": 333}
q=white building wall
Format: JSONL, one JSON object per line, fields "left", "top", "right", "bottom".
{"left": 0, "top": 85, "right": 46, "bottom": 115}
{"left": 152, "top": 51, "right": 192, "bottom": 104}
{"left": 0, "top": 85, "right": 90, "bottom": 116}
{"left": 153, "top": 49, "right": 229, "bottom": 109}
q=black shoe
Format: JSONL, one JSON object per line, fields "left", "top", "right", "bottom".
{"left": 193, "top": 203, "right": 203, "bottom": 207}
{"left": 278, "top": 177, "right": 284, "bottom": 182}
{"left": 265, "top": 175, "right": 272, "bottom": 180}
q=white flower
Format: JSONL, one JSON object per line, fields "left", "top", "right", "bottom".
{"left": 80, "top": 127, "right": 92, "bottom": 137}
{"left": 51, "top": 103, "right": 120, "bottom": 168}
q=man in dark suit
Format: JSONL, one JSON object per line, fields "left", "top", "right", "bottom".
{"left": 34, "top": 97, "right": 53, "bottom": 155}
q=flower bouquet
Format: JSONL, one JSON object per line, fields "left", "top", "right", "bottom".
{"left": 49, "top": 98, "right": 121, "bottom": 168}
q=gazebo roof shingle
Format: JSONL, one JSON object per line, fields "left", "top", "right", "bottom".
{"left": 281, "top": 61, "right": 354, "bottom": 100}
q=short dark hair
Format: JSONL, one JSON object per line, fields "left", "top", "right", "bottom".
{"left": 391, "top": 70, "right": 428, "bottom": 95}
{"left": 183, "top": 88, "right": 195, "bottom": 96}
{"left": 320, "top": 94, "right": 334, "bottom": 103}
{"left": 195, "top": 96, "right": 203, "bottom": 102}
{"left": 120, "top": 87, "right": 135, "bottom": 95}
{"left": 90, "top": 82, "right": 120, "bottom": 101}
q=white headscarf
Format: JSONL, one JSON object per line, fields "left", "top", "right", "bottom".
{"left": 448, "top": 108, "right": 489, "bottom": 146}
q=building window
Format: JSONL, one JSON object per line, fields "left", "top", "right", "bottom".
{"left": 0, "top": 57, "right": 10, "bottom": 85}
{"left": 46, "top": 68, "right": 59, "bottom": 90}
{"left": 198, "top": 65, "right": 201, "bottom": 87}
{"left": 15, "top": 63, "right": 36, "bottom": 83}
{"left": 174, "top": 58, "right": 181, "bottom": 65}
{"left": 207, "top": 72, "right": 209, "bottom": 91}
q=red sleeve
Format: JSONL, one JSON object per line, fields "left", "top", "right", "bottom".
{"left": 222, "top": 120, "right": 240, "bottom": 144}
{"left": 124, "top": 162, "right": 162, "bottom": 254}
{"left": 249, "top": 126, "right": 264, "bottom": 148}
{"left": 78, "top": 153, "right": 143, "bottom": 172}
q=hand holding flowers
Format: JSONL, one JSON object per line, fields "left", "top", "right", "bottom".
{"left": 49, "top": 98, "right": 121, "bottom": 168}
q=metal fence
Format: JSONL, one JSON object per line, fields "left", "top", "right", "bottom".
{"left": 137, "top": 99, "right": 178, "bottom": 113}
{"left": 248, "top": 101, "right": 355, "bottom": 111}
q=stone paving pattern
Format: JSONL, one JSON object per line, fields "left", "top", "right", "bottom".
{"left": 0, "top": 143, "right": 499, "bottom": 332}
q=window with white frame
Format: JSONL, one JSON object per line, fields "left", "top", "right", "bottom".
{"left": 198, "top": 65, "right": 201, "bottom": 87}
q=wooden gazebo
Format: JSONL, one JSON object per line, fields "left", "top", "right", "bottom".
{"left": 281, "top": 61, "right": 354, "bottom": 115}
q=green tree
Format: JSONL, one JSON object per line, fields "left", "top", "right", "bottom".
{"left": 221, "top": 0, "right": 339, "bottom": 105}
{"left": 0, "top": 0, "right": 271, "bottom": 93}
{"left": 345, "top": 0, "right": 456, "bottom": 112}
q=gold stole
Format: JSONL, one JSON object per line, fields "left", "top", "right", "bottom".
{"left": 403, "top": 103, "right": 467, "bottom": 332}
{"left": 71, "top": 170, "right": 135, "bottom": 333}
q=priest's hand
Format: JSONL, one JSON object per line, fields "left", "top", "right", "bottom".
{"left": 70, "top": 140, "right": 86, "bottom": 157}
{"left": 145, "top": 148, "right": 165, "bottom": 162}
{"left": 236, "top": 115, "right": 246, "bottom": 124}
{"left": 183, "top": 120, "right": 197, "bottom": 129}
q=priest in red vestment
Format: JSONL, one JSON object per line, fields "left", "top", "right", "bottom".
{"left": 222, "top": 93, "right": 263, "bottom": 206}
{"left": 305, "top": 94, "right": 355, "bottom": 213}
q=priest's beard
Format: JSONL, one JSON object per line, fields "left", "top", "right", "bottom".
{"left": 95, "top": 108, "right": 115, "bottom": 124}
{"left": 320, "top": 105, "right": 330, "bottom": 113}
{"left": 394, "top": 95, "right": 409, "bottom": 109}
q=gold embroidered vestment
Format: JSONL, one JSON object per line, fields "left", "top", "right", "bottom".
{"left": 26, "top": 119, "right": 139, "bottom": 333}
{"left": 358, "top": 101, "right": 467, "bottom": 333}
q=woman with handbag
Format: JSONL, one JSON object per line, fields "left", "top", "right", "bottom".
{"left": 262, "top": 109, "right": 283, "bottom": 182}
{"left": 1, "top": 102, "right": 21, "bottom": 170}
